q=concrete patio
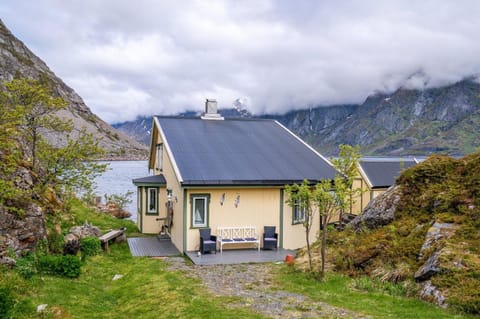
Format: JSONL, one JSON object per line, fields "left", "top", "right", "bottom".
{"left": 127, "top": 236, "right": 296, "bottom": 265}
{"left": 185, "top": 248, "right": 296, "bottom": 265}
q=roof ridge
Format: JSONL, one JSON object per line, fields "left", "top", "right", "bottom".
{"left": 154, "top": 115, "right": 274, "bottom": 122}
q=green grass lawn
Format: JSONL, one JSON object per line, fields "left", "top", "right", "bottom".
{"left": 11, "top": 247, "right": 477, "bottom": 319}
{"left": 274, "top": 268, "right": 477, "bottom": 319}
{"left": 23, "top": 244, "right": 263, "bottom": 319}
{"left": 2, "top": 200, "right": 478, "bottom": 318}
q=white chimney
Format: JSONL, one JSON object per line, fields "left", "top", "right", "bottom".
{"left": 201, "top": 99, "right": 224, "bottom": 120}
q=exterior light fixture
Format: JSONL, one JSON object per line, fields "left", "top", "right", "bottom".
{"left": 234, "top": 195, "right": 240, "bottom": 208}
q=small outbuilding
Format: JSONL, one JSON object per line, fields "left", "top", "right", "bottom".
{"left": 351, "top": 157, "right": 419, "bottom": 214}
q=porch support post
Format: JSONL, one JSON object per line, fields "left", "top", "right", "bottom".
{"left": 279, "top": 188, "right": 284, "bottom": 249}
{"left": 138, "top": 187, "right": 143, "bottom": 233}
{"left": 182, "top": 188, "right": 187, "bottom": 254}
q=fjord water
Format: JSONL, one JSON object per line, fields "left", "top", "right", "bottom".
{"left": 94, "top": 161, "right": 149, "bottom": 221}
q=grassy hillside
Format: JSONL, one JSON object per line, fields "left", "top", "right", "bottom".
{"left": 1, "top": 200, "right": 474, "bottom": 318}
{"left": 326, "top": 151, "right": 480, "bottom": 314}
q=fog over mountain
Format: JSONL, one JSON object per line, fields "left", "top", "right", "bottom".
{"left": 1, "top": 1, "right": 480, "bottom": 123}
{"left": 114, "top": 78, "right": 480, "bottom": 156}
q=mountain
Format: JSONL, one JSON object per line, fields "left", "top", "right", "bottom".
{"left": 114, "top": 79, "right": 480, "bottom": 156}
{"left": 286, "top": 79, "right": 480, "bottom": 156}
{"left": 0, "top": 19, "right": 148, "bottom": 160}
{"left": 112, "top": 116, "right": 153, "bottom": 146}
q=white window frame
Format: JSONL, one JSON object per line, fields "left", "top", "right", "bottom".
{"left": 147, "top": 187, "right": 158, "bottom": 215}
{"left": 155, "top": 144, "right": 163, "bottom": 171}
{"left": 137, "top": 188, "right": 142, "bottom": 213}
{"left": 191, "top": 194, "right": 209, "bottom": 228}
{"left": 293, "top": 199, "right": 306, "bottom": 224}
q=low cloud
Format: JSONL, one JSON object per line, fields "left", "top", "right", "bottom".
{"left": 1, "top": 1, "right": 480, "bottom": 123}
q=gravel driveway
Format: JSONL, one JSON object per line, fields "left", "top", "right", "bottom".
{"left": 166, "top": 257, "right": 372, "bottom": 319}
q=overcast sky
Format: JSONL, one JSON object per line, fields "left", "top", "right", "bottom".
{"left": 1, "top": 1, "right": 480, "bottom": 123}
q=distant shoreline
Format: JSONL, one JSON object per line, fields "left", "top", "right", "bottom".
{"left": 95, "top": 155, "right": 148, "bottom": 161}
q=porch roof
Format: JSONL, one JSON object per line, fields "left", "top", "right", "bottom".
{"left": 132, "top": 174, "right": 167, "bottom": 186}
{"left": 156, "top": 117, "right": 337, "bottom": 186}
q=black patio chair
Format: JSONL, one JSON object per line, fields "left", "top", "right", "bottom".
{"left": 263, "top": 226, "right": 278, "bottom": 250}
{"left": 199, "top": 228, "right": 217, "bottom": 254}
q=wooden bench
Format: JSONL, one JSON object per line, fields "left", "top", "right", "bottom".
{"left": 99, "top": 227, "right": 126, "bottom": 253}
{"left": 216, "top": 226, "right": 260, "bottom": 253}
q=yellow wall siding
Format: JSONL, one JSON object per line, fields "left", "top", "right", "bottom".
{"left": 351, "top": 177, "right": 364, "bottom": 214}
{"left": 372, "top": 188, "right": 386, "bottom": 199}
{"left": 351, "top": 172, "right": 390, "bottom": 214}
{"left": 351, "top": 172, "right": 379, "bottom": 214}
{"left": 183, "top": 187, "right": 342, "bottom": 251}
{"left": 139, "top": 186, "right": 168, "bottom": 234}
{"left": 185, "top": 188, "right": 281, "bottom": 252}
{"left": 151, "top": 129, "right": 184, "bottom": 251}
{"left": 281, "top": 193, "right": 322, "bottom": 250}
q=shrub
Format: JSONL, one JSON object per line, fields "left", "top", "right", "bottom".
{"left": 0, "top": 286, "right": 15, "bottom": 318}
{"left": 104, "top": 191, "right": 133, "bottom": 210}
{"left": 37, "top": 255, "right": 81, "bottom": 278}
{"left": 80, "top": 236, "right": 101, "bottom": 260}
{"left": 47, "top": 231, "right": 65, "bottom": 255}
{"left": 14, "top": 254, "right": 37, "bottom": 279}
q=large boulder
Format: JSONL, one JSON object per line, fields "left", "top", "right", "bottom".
{"left": 64, "top": 221, "right": 101, "bottom": 242}
{"left": 349, "top": 184, "right": 402, "bottom": 231}
{"left": 97, "top": 202, "right": 132, "bottom": 219}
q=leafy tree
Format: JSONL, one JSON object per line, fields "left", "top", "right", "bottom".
{"left": 330, "top": 144, "right": 362, "bottom": 220}
{"left": 36, "top": 128, "right": 108, "bottom": 200}
{"left": 285, "top": 180, "right": 317, "bottom": 271}
{"left": 0, "top": 78, "right": 107, "bottom": 209}
{"left": 2, "top": 78, "right": 70, "bottom": 173}
{"left": 315, "top": 176, "right": 348, "bottom": 276}
{"left": 284, "top": 144, "right": 362, "bottom": 276}
{"left": 0, "top": 94, "right": 22, "bottom": 207}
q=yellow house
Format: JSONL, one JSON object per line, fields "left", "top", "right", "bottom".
{"left": 351, "top": 157, "right": 419, "bottom": 214}
{"left": 133, "top": 99, "right": 338, "bottom": 253}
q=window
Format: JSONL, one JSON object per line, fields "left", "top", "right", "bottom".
{"left": 147, "top": 187, "right": 158, "bottom": 214}
{"left": 191, "top": 194, "right": 210, "bottom": 228}
{"left": 155, "top": 144, "right": 163, "bottom": 171}
{"left": 292, "top": 198, "right": 306, "bottom": 224}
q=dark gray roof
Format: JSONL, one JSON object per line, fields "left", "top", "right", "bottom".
{"left": 132, "top": 174, "right": 166, "bottom": 186}
{"left": 359, "top": 159, "right": 417, "bottom": 188}
{"left": 157, "top": 117, "right": 337, "bottom": 186}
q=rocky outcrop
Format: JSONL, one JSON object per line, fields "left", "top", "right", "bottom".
{"left": 0, "top": 19, "right": 147, "bottom": 159}
{"left": 0, "top": 204, "right": 46, "bottom": 264}
{"left": 349, "top": 184, "right": 402, "bottom": 231}
{"left": 419, "top": 280, "right": 448, "bottom": 308}
{"left": 414, "top": 222, "right": 459, "bottom": 308}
